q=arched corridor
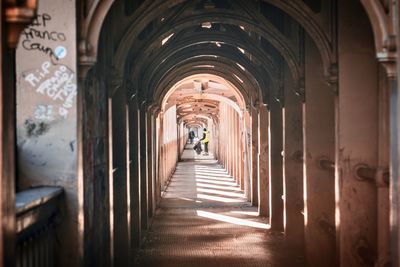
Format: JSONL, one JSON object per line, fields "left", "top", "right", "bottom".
{"left": 2, "top": 0, "right": 400, "bottom": 267}
{"left": 134, "top": 148, "right": 304, "bottom": 267}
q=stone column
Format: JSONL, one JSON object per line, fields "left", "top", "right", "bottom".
{"left": 128, "top": 97, "right": 141, "bottom": 249}
{"left": 231, "top": 109, "right": 236, "bottom": 176}
{"left": 3, "top": 3, "right": 38, "bottom": 266}
{"left": 228, "top": 108, "right": 231, "bottom": 172}
{"left": 148, "top": 111, "right": 154, "bottom": 218}
{"left": 244, "top": 110, "right": 252, "bottom": 200}
{"left": 240, "top": 114, "right": 245, "bottom": 189}
{"left": 151, "top": 112, "right": 158, "bottom": 218}
{"left": 220, "top": 105, "right": 224, "bottom": 165}
{"left": 394, "top": 3, "right": 400, "bottom": 265}
{"left": 258, "top": 104, "right": 269, "bottom": 217}
{"left": 234, "top": 111, "right": 240, "bottom": 180}
{"left": 176, "top": 124, "right": 181, "bottom": 162}
{"left": 1, "top": 34, "right": 16, "bottom": 267}
{"left": 222, "top": 109, "right": 226, "bottom": 168}
{"left": 14, "top": 1, "right": 79, "bottom": 265}
{"left": 78, "top": 68, "right": 111, "bottom": 267}
{"left": 139, "top": 103, "right": 149, "bottom": 231}
{"left": 227, "top": 107, "right": 232, "bottom": 174}
{"left": 155, "top": 114, "right": 163, "bottom": 206}
{"left": 251, "top": 105, "right": 259, "bottom": 205}
{"left": 337, "top": 1, "right": 378, "bottom": 265}
{"left": 228, "top": 116, "right": 231, "bottom": 175}
{"left": 303, "top": 36, "right": 335, "bottom": 267}
{"left": 269, "top": 98, "right": 283, "bottom": 231}
{"left": 234, "top": 110, "right": 237, "bottom": 176}
{"left": 283, "top": 76, "right": 304, "bottom": 248}
{"left": 215, "top": 124, "right": 220, "bottom": 160}
{"left": 375, "top": 66, "right": 390, "bottom": 267}
{"left": 110, "top": 86, "right": 129, "bottom": 266}
{"left": 230, "top": 108, "right": 234, "bottom": 175}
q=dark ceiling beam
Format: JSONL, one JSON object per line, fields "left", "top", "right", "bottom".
{"left": 127, "top": 0, "right": 193, "bottom": 54}
{"left": 111, "top": 0, "right": 333, "bottom": 78}
{"left": 122, "top": 10, "right": 299, "bottom": 85}
{"left": 131, "top": 29, "right": 282, "bottom": 84}
{"left": 139, "top": 45, "right": 270, "bottom": 97}
{"left": 115, "top": 4, "right": 298, "bottom": 76}
{"left": 150, "top": 59, "right": 265, "bottom": 110}
{"left": 260, "top": 0, "right": 336, "bottom": 78}
{"left": 131, "top": 40, "right": 277, "bottom": 98}
{"left": 140, "top": 51, "right": 267, "bottom": 107}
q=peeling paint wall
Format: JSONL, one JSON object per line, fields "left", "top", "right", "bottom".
{"left": 15, "top": 0, "right": 78, "bottom": 266}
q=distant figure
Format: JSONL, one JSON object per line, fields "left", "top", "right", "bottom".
{"left": 188, "top": 130, "right": 195, "bottom": 144}
{"left": 200, "top": 128, "right": 210, "bottom": 155}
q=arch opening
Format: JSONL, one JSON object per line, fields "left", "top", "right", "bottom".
{"left": 156, "top": 72, "right": 254, "bottom": 203}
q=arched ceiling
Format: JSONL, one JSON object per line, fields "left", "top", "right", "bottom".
{"left": 87, "top": 0, "right": 397, "bottom": 79}
{"left": 107, "top": 0, "right": 308, "bottom": 107}
{"left": 95, "top": 0, "right": 338, "bottom": 112}
{"left": 113, "top": 0, "right": 328, "bottom": 72}
{"left": 163, "top": 74, "right": 242, "bottom": 127}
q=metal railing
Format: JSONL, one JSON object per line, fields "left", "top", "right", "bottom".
{"left": 15, "top": 186, "right": 64, "bottom": 267}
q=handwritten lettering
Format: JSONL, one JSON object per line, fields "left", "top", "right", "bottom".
{"left": 25, "top": 61, "right": 50, "bottom": 86}
{"left": 34, "top": 105, "right": 54, "bottom": 121}
{"left": 20, "top": 13, "right": 67, "bottom": 60}
{"left": 22, "top": 39, "right": 58, "bottom": 60}
{"left": 30, "top": 13, "right": 52, "bottom": 27}
{"left": 22, "top": 61, "right": 77, "bottom": 119}
{"left": 23, "top": 28, "right": 66, "bottom": 42}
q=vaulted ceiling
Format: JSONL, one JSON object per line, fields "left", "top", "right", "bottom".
{"left": 164, "top": 75, "right": 239, "bottom": 127}
{"left": 97, "top": 0, "right": 336, "bottom": 126}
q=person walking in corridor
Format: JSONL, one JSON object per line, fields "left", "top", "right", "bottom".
{"left": 188, "top": 130, "right": 195, "bottom": 144}
{"left": 200, "top": 128, "right": 210, "bottom": 155}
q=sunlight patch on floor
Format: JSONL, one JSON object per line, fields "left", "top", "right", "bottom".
{"left": 196, "top": 210, "right": 271, "bottom": 229}
{"left": 195, "top": 178, "right": 238, "bottom": 186}
{"left": 196, "top": 194, "right": 245, "bottom": 203}
{"left": 196, "top": 187, "right": 245, "bottom": 198}
{"left": 229, "top": 210, "right": 259, "bottom": 216}
{"left": 195, "top": 182, "right": 242, "bottom": 191}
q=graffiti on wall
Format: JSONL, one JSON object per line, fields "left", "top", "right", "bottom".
{"left": 34, "top": 105, "right": 54, "bottom": 121}
{"left": 20, "top": 61, "right": 77, "bottom": 119}
{"left": 15, "top": 0, "right": 78, "bottom": 205}
{"left": 17, "top": 7, "right": 77, "bottom": 123}
{"left": 21, "top": 13, "right": 68, "bottom": 61}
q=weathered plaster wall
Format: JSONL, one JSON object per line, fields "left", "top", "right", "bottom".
{"left": 160, "top": 106, "right": 178, "bottom": 191}
{"left": 15, "top": 0, "right": 78, "bottom": 266}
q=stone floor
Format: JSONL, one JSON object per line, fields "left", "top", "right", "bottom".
{"left": 133, "top": 145, "right": 305, "bottom": 267}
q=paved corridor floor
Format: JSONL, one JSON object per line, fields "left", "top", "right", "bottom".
{"left": 134, "top": 145, "right": 305, "bottom": 267}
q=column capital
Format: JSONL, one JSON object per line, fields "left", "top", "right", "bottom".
{"left": 147, "top": 103, "right": 161, "bottom": 115}
{"left": 273, "top": 96, "right": 284, "bottom": 108}
{"left": 139, "top": 99, "right": 150, "bottom": 111}
{"left": 78, "top": 39, "right": 96, "bottom": 79}
{"left": 294, "top": 78, "right": 306, "bottom": 102}
{"left": 325, "top": 63, "right": 338, "bottom": 94}
{"left": 376, "top": 34, "right": 396, "bottom": 80}
{"left": 379, "top": 58, "right": 397, "bottom": 80}
{"left": 272, "top": 85, "right": 285, "bottom": 108}
{"left": 251, "top": 99, "right": 262, "bottom": 110}
{"left": 258, "top": 101, "right": 268, "bottom": 109}
{"left": 107, "top": 67, "right": 124, "bottom": 96}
